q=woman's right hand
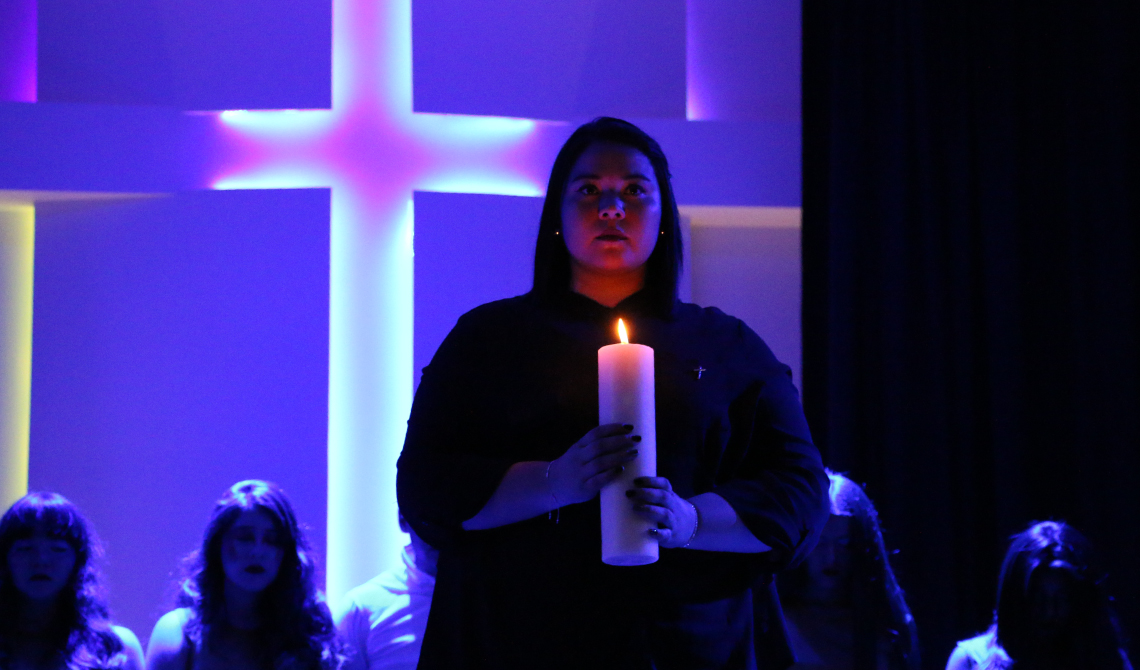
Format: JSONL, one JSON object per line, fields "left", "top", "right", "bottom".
{"left": 546, "top": 423, "right": 641, "bottom": 507}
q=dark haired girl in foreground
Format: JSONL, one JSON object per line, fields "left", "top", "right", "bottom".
{"left": 779, "top": 471, "right": 919, "bottom": 670}
{"left": 946, "top": 520, "right": 1132, "bottom": 670}
{"left": 0, "top": 492, "right": 144, "bottom": 670}
{"left": 145, "top": 480, "right": 343, "bottom": 670}
{"left": 397, "top": 117, "right": 829, "bottom": 668}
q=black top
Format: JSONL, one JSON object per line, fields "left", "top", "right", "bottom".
{"left": 396, "top": 290, "right": 828, "bottom": 669}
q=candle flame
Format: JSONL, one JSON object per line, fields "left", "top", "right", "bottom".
{"left": 617, "top": 318, "right": 629, "bottom": 344}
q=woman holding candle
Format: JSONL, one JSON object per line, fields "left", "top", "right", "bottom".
{"left": 397, "top": 117, "right": 829, "bottom": 669}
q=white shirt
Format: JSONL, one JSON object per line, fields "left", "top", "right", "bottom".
{"left": 335, "top": 547, "right": 436, "bottom": 670}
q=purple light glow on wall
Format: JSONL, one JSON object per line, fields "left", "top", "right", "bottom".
{"left": 0, "top": 0, "right": 37, "bottom": 102}
{"left": 686, "top": 0, "right": 800, "bottom": 124}
{"left": 210, "top": 0, "right": 570, "bottom": 603}
{"left": 685, "top": 1, "right": 709, "bottom": 121}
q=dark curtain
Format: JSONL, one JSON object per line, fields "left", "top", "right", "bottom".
{"left": 802, "top": 1, "right": 1139, "bottom": 667}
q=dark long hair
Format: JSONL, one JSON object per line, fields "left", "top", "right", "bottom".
{"left": 990, "top": 521, "right": 1128, "bottom": 670}
{"left": 829, "top": 472, "right": 920, "bottom": 670}
{"left": 778, "top": 472, "right": 920, "bottom": 670}
{"left": 0, "top": 492, "right": 127, "bottom": 670}
{"left": 177, "top": 480, "right": 343, "bottom": 670}
{"left": 531, "top": 117, "right": 683, "bottom": 315}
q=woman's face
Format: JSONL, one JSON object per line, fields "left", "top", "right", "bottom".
{"left": 220, "top": 509, "right": 285, "bottom": 594}
{"left": 6, "top": 527, "right": 78, "bottom": 602}
{"left": 1029, "top": 566, "right": 1073, "bottom": 632}
{"left": 560, "top": 142, "right": 662, "bottom": 285}
{"left": 803, "top": 513, "right": 852, "bottom": 604}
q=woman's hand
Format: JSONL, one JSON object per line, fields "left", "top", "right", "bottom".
{"left": 547, "top": 423, "right": 641, "bottom": 506}
{"left": 628, "top": 476, "right": 699, "bottom": 549}
{"left": 461, "top": 424, "right": 638, "bottom": 531}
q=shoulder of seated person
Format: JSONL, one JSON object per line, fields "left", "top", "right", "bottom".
{"left": 334, "top": 589, "right": 364, "bottom": 625}
{"left": 155, "top": 607, "right": 193, "bottom": 629}
{"left": 944, "top": 644, "right": 975, "bottom": 670}
{"left": 147, "top": 608, "right": 194, "bottom": 665}
{"left": 111, "top": 625, "right": 145, "bottom": 670}
{"left": 337, "top": 579, "right": 408, "bottom": 623}
{"left": 112, "top": 624, "right": 144, "bottom": 647}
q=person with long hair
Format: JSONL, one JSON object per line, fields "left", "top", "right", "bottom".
{"left": 397, "top": 117, "right": 829, "bottom": 668}
{"left": 777, "top": 471, "right": 919, "bottom": 670}
{"left": 946, "top": 520, "right": 1132, "bottom": 670}
{"left": 145, "top": 480, "right": 343, "bottom": 670}
{"left": 0, "top": 491, "right": 145, "bottom": 670}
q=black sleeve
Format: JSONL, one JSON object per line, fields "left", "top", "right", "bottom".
{"left": 396, "top": 311, "right": 517, "bottom": 550}
{"left": 710, "top": 320, "right": 830, "bottom": 570}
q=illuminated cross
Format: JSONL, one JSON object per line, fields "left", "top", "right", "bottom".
{"left": 209, "top": 0, "right": 567, "bottom": 602}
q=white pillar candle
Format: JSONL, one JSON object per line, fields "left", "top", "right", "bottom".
{"left": 598, "top": 319, "right": 658, "bottom": 566}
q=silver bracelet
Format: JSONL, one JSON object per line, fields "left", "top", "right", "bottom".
{"left": 680, "top": 500, "right": 700, "bottom": 548}
{"left": 545, "top": 461, "right": 560, "bottom": 524}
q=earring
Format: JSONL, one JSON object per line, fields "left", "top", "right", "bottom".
{"left": 555, "top": 230, "right": 560, "bottom": 235}
{"left": 660, "top": 230, "right": 664, "bottom": 235}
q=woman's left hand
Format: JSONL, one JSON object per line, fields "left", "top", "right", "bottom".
{"left": 627, "top": 476, "right": 698, "bottom": 549}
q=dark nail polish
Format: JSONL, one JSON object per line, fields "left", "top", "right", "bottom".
{"left": 634, "top": 476, "right": 647, "bottom": 485}
{"left": 626, "top": 449, "right": 639, "bottom": 457}
{"left": 631, "top": 435, "right": 642, "bottom": 443}
{"left": 622, "top": 424, "right": 634, "bottom": 431}
{"left": 625, "top": 489, "right": 635, "bottom": 498}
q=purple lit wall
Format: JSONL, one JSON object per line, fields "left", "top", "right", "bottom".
{"left": 412, "top": 0, "right": 686, "bottom": 120}
{"left": 0, "top": 0, "right": 801, "bottom": 639}
{"left": 412, "top": 192, "right": 543, "bottom": 392}
{"left": 686, "top": 1, "right": 800, "bottom": 123}
{"left": 37, "top": 0, "right": 330, "bottom": 109}
{"left": 0, "top": 0, "right": 36, "bottom": 102}
{"left": 29, "top": 191, "right": 330, "bottom": 632}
